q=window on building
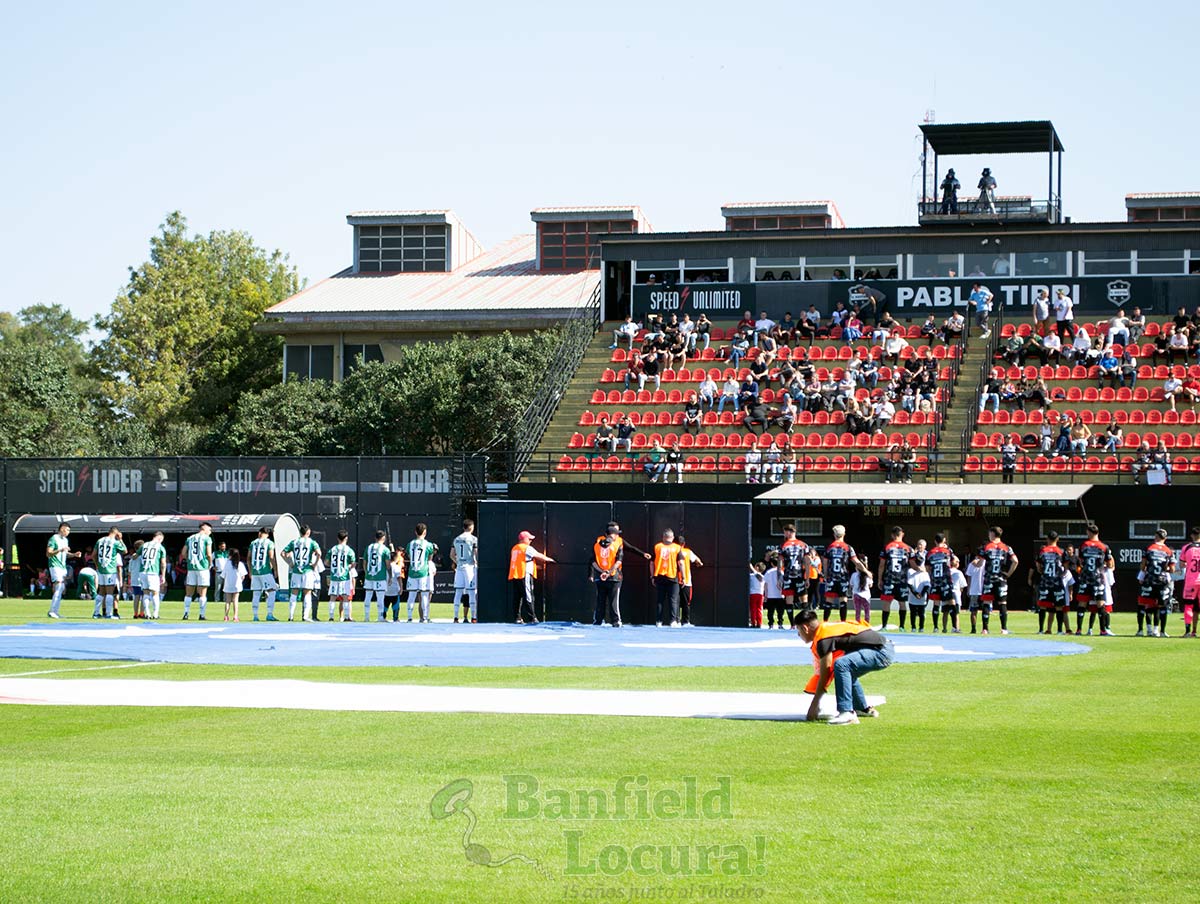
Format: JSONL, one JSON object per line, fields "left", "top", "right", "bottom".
{"left": 342, "top": 343, "right": 384, "bottom": 378}
{"left": 960, "top": 252, "right": 1011, "bottom": 277}
{"left": 1129, "top": 520, "right": 1186, "bottom": 541}
{"left": 634, "top": 260, "right": 681, "bottom": 285}
{"left": 1130, "top": 208, "right": 1159, "bottom": 222}
{"left": 358, "top": 225, "right": 447, "bottom": 273}
{"left": 754, "top": 258, "right": 801, "bottom": 282}
{"left": 682, "top": 259, "right": 730, "bottom": 283}
{"left": 284, "top": 344, "right": 334, "bottom": 382}
{"left": 1135, "top": 249, "right": 1186, "bottom": 275}
{"left": 728, "top": 217, "right": 755, "bottom": 231}
{"left": 804, "top": 256, "right": 853, "bottom": 281}
{"left": 539, "top": 220, "right": 633, "bottom": 271}
{"left": 851, "top": 255, "right": 900, "bottom": 280}
{"left": 1080, "top": 250, "right": 1133, "bottom": 276}
{"left": 1014, "top": 251, "right": 1069, "bottom": 277}
{"left": 910, "top": 253, "right": 961, "bottom": 279}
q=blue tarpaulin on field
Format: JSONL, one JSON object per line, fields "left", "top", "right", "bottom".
{"left": 0, "top": 622, "right": 1087, "bottom": 668}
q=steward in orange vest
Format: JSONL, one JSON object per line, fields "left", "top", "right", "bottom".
{"left": 509, "top": 531, "right": 555, "bottom": 624}
{"left": 590, "top": 525, "right": 625, "bottom": 627}
{"left": 796, "top": 608, "right": 894, "bottom": 725}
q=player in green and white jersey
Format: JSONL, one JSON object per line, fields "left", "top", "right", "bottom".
{"left": 406, "top": 522, "right": 439, "bottom": 623}
{"left": 247, "top": 527, "right": 279, "bottom": 621}
{"left": 139, "top": 531, "right": 167, "bottom": 619}
{"left": 45, "top": 522, "right": 79, "bottom": 619}
{"left": 93, "top": 527, "right": 128, "bottom": 619}
{"left": 451, "top": 518, "right": 479, "bottom": 624}
{"left": 283, "top": 524, "right": 322, "bottom": 622}
{"left": 183, "top": 522, "right": 214, "bottom": 620}
{"left": 362, "top": 529, "right": 393, "bottom": 623}
{"left": 326, "top": 530, "right": 358, "bottom": 622}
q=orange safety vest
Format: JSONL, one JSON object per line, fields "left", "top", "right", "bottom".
{"left": 678, "top": 547, "right": 694, "bottom": 586}
{"left": 594, "top": 536, "right": 623, "bottom": 576}
{"left": 509, "top": 543, "right": 536, "bottom": 580}
{"left": 803, "top": 619, "right": 873, "bottom": 694}
{"left": 653, "top": 542, "right": 681, "bottom": 579}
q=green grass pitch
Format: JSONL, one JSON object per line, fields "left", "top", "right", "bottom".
{"left": 0, "top": 600, "right": 1198, "bottom": 903}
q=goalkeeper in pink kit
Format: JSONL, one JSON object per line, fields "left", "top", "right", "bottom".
{"left": 1180, "top": 526, "right": 1200, "bottom": 638}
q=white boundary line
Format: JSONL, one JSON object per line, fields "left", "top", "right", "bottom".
{"left": 0, "top": 661, "right": 164, "bottom": 678}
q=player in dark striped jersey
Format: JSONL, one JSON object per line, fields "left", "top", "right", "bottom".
{"left": 1138, "top": 529, "right": 1175, "bottom": 637}
{"left": 1035, "top": 531, "right": 1068, "bottom": 635}
{"left": 777, "top": 525, "right": 811, "bottom": 612}
{"left": 822, "top": 525, "right": 864, "bottom": 622}
{"left": 876, "top": 526, "right": 913, "bottom": 631}
{"left": 1076, "top": 524, "right": 1115, "bottom": 636}
{"left": 975, "top": 526, "right": 1017, "bottom": 635}
{"left": 925, "top": 533, "right": 955, "bottom": 630}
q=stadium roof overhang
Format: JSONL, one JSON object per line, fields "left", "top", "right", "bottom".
{"left": 755, "top": 484, "right": 1091, "bottom": 507}
{"left": 12, "top": 514, "right": 297, "bottom": 534}
{"left": 919, "top": 120, "right": 1064, "bottom": 155}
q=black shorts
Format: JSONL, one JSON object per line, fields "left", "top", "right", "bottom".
{"left": 824, "top": 579, "right": 849, "bottom": 602}
{"left": 782, "top": 575, "right": 807, "bottom": 598}
{"left": 880, "top": 575, "right": 907, "bottom": 602}
{"left": 1138, "top": 580, "right": 1172, "bottom": 608}
{"left": 1074, "top": 581, "right": 1101, "bottom": 606}
{"left": 980, "top": 580, "right": 1007, "bottom": 604}
{"left": 1037, "top": 583, "right": 1066, "bottom": 608}
{"left": 927, "top": 582, "right": 952, "bottom": 603}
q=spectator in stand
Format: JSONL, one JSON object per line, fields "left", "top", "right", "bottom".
{"left": 1173, "top": 306, "right": 1191, "bottom": 334}
{"left": 891, "top": 441, "right": 917, "bottom": 484}
{"left": 744, "top": 446, "right": 763, "bottom": 484}
{"left": 1097, "top": 347, "right": 1121, "bottom": 387}
{"left": 1119, "top": 309, "right": 1146, "bottom": 346}
{"left": 944, "top": 311, "right": 965, "bottom": 342}
{"left": 1053, "top": 289, "right": 1076, "bottom": 340}
{"left": 1041, "top": 330, "right": 1063, "bottom": 364}
{"left": 920, "top": 313, "right": 943, "bottom": 345}
{"left": 1103, "top": 421, "right": 1123, "bottom": 453}
{"left": 999, "top": 379, "right": 1022, "bottom": 409}
{"left": 641, "top": 348, "right": 663, "bottom": 390}
{"left": 1167, "top": 326, "right": 1190, "bottom": 365}
{"left": 726, "top": 331, "right": 750, "bottom": 368}
{"left": 797, "top": 306, "right": 820, "bottom": 344}
{"left": 883, "top": 328, "right": 910, "bottom": 365}
{"left": 764, "top": 447, "right": 783, "bottom": 483}
{"left": 697, "top": 373, "right": 718, "bottom": 410}
{"left": 642, "top": 314, "right": 665, "bottom": 343}
{"left": 857, "top": 356, "right": 880, "bottom": 390}
{"left": 978, "top": 168, "right": 998, "bottom": 213}
{"left": 1020, "top": 377, "right": 1052, "bottom": 411}
{"left": 757, "top": 330, "right": 779, "bottom": 367}
{"left": 1191, "top": 306, "right": 1200, "bottom": 332}
{"left": 736, "top": 310, "right": 755, "bottom": 335}
{"left": 743, "top": 400, "right": 769, "bottom": 437}
{"left": 643, "top": 440, "right": 666, "bottom": 482}
{"left": 1152, "top": 325, "right": 1173, "bottom": 365}
{"left": 843, "top": 313, "right": 864, "bottom": 343}
{"left": 834, "top": 371, "right": 857, "bottom": 410}
{"left": 980, "top": 373, "right": 1002, "bottom": 413}
{"left": 1051, "top": 414, "right": 1073, "bottom": 457}
{"left": 610, "top": 316, "right": 640, "bottom": 350}
{"left": 1154, "top": 446, "right": 1173, "bottom": 484}
{"left": 1179, "top": 376, "right": 1200, "bottom": 410}
{"left": 855, "top": 286, "right": 885, "bottom": 325}
{"left": 695, "top": 313, "right": 712, "bottom": 350}
{"left": 969, "top": 283, "right": 994, "bottom": 338}
{"left": 753, "top": 311, "right": 776, "bottom": 347}
{"left": 1107, "top": 310, "right": 1131, "bottom": 347}
{"left": 1163, "top": 373, "right": 1184, "bottom": 412}
{"left": 1069, "top": 325, "right": 1098, "bottom": 364}
{"left": 1131, "top": 442, "right": 1155, "bottom": 484}
{"left": 682, "top": 393, "right": 703, "bottom": 435}
{"left": 1120, "top": 348, "right": 1139, "bottom": 387}
{"left": 845, "top": 397, "right": 870, "bottom": 435}
{"left": 774, "top": 312, "right": 797, "bottom": 345}
{"left": 678, "top": 314, "right": 696, "bottom": 352}
{"left": 999, "top": 333, "right": 1026, "bottom": 365}
{"left": 623, "top": 352, "right": 645, "bottom": 390}
{"left": 999, "top": 437, "right": 1019, "bottom": 483}
{"left": 872, "top": 394, "right": 896, "bottom": 434}
{"left": 780, "top": 448, "right": 798, "bottom": 483}
{"left": 1069, "top": 419, "right": 1092, "bottom": 457}
{"left": 614, "top": 415, "right": 635, "bottom": 452}
{"left": 664, "top": 442, "right": 684, "bottom": 484}
{"left": 830, "top": 301, "right": 850, "bottom": 329}
{"left": 738, "top": 376, "right": 760, "bottom": 412}
{"left": 748, "top": 355, "right": 770, "bottom": 388}
{"left": 772, "top": 394, "right": 798, "bottom": 434}
{"left": 716, "top": 376, "right": 740, "bottom": 415}
{"left": 594, "top": 416, "right": 616, "bottom": 452}
{"left": 1032, "top": 288, "right": 1052, "bottom": 337}
{"left": 667, "top": 332, "right": 688, "bottom": 369}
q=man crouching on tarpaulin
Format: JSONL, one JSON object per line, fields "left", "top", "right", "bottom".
{"left": 796, "top": 608, "right": 894, "bottom": 725}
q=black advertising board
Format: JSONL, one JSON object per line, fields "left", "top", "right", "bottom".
{"left": 178, "top": 457, "right": 357, "bottom": 516}
{"left": 632, "top": 276, "right": 1200, "bottom": 319}
{"left": 4, "top": 458, "right": 179, "bottom": 514}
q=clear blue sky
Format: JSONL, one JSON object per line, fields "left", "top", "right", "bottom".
{"left": 2, "top": 0, "right": 1197, "bottom": 322}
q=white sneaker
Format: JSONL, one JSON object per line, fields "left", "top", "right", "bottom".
{"left": 47, "top": 611, "right": 59, "bottom": 619}
{"left": 827, "top": 711, "right": 860, "bottom": 725}
{"left": 656, "top": 621, "right": 663, "bottom": 627}
{"left": 1001, "top": 629, "right": 1010, "bottom": 635}
{"left": 1135, "top": 629, "right": 1145, "bottom": 636}
{"left": 670, "top": 621, "right": 681, "bottom": 628}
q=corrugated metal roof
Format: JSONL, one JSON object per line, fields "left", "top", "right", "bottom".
{"left": 265, "top": 235, "right": 598, "bottom": 318}
{"left": 919, "top": 120, "right": 1064, "bottom": 154}
{"left": 721, "top": 200, "right": 837, "bottom": 210}
{"left": 1126, "top": 192, "right": 1200, "bottom": 201}
{"left": 346, "top": 209, "right": 452, "bottom": 217}
{"left": 531, "top": 205, "right": 643, "bottom": 214}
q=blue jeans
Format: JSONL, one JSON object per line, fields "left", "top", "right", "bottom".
{"left": 833, "top": 642, "right": 894, "bottom": 714}
{"left": 980, "top": 392, "right": 1000, "bottom": 413}
{"left": 730, "top": 349, "right": 745, "bottom": 368}
{"left": 717, "top": 394, "right": 736, "bottom": 415}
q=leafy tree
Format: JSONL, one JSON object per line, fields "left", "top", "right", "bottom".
{"left": 91, "top": 212, "right": 300, "bottom": 448}
{"left": 0, "top": 343, "right": 94, "bottom": 457}
{"left": 213, "top": 379, "right": 346, "bottom": 457}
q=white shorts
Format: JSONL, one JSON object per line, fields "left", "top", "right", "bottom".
{"left": 186, "top": 569, "right": 211, "bottom": 588}
{"left": 454, "top": 565, "right": 477, "bottom": 591}
{"left": 364, "top": 579, "right": 388, "bottom": 593}
{"left": 290, "top": 571, "right": 320, "bottom": 591}
{"left": 406, "top": 574, "right": 434, "bottom": 593}
{"left": 328, "top": 580, "right": 352, "bottom": 598}
{"left": 251, "top": 574, "right": 278, "bottom": 592}
{"left": 49, "top": 566, "right": 68, "bottom": 584}
{"left": 96, "top": 572, "right": 120, "bottom": 588}
{"left": 141, "top": 574, "right": 161, "bottom": 593}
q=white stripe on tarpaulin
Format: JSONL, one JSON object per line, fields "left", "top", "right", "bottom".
{"left": 0, "top": 678, "right": 883, "bottom": 722}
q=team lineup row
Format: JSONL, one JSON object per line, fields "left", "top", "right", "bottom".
{"left": 42, "top": 520, "right": 481, "bottom": 624}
